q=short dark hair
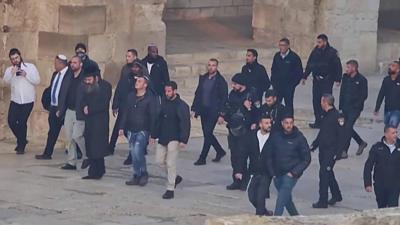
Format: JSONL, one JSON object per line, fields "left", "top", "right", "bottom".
{"left": 71, "top": 55, "right": 82, "bottom": 63}
{"left": 265, "top": 89, "right": 277, "bottom": 98}
{"left": 127, "top": 49, "right": 138, "bottom": 57}
{"left": 209, "top": 58, "right": 219, "bottom": 65}
{"left": 384, "top": 125, "right": 398, "bottom": 133}
{"left": 317, "top": 34, "right": 329, "bottom": 42}
{"left": 75, "top": 43, "right": 87, "bottom": 52}
{"left": 322, "top": 94, "right": 335, "bottom": 106}
{"left": 9, "top": 48, "right": 21, "bottom": 57}
{"left": 346, "top": 59, "right": 359, "bottom": 69}
{"left": 279, "top": 38, "right": 290, "bottom": 45}
{"left": 393, "top": 61, "right": 400, "bottom": 66}
{"left": 247, "top": 49, "right": 258, "bottom": 58}
{"left": 259, "top": 114, "right": 272, "bottom": 122}
{"left": 165, "top": 81, "right": 178, "bottom": 90}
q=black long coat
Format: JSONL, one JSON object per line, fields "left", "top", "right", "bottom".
{"left": 81, "top": 79, "right": 112, "bottom": 159}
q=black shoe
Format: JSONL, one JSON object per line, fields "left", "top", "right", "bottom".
{"left": 265, "top": 210, "right": 274, "bottom": 216}
{"left": 162, "top": 190, "right": 174, "bottom": 199}
{"left": 16, "top": 150, "right": 25, "bottom": 155}
{"left": 312, "top": 201, "right": 328, "bottom": 208}
{"left": 35, "top": 154, "right": 52, "bottom": 160}
{"left": 125, "top": 175, "right": 140, "bottom": 186}
{"left": 175, "top": 175, "right": 183, "bottom": 188}
{"left": 81, "top": 159, "right": 90, "bottom": 169}
{"left": 212, "top": 151, "right": 226, "bottom": 162}
{"left": 356, "top": 142, "right": 368, "bottom": 156}
{"left": 139, "top": 173, "right": 149, "bottom": 186}
{"left": 341, "top": 151, "right": 348, "bottom": 159}
{"left": 82, "top": 175, "right": 102, "bottom": 180}
{"left": 194, "top": 159, "right": 206, "bottom": 166}
{"left": 123, "top": 154, "right": 132, "bottom": 166}
{"left": 61, "top": 164, "right": 77, "bottom": 170}
{"left": 226, "top": 181, "right": 241, "bottom": 190}
{"left": 309, "top": 123, "right": 320, "bottom": 129}
{"left": 328, "top": 196, "right": 343, "bottom": 205}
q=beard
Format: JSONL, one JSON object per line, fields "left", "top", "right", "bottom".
{"left": 388, "top": 68, "right": 397, "bottom": 75}
{"left": 85, "top": 83, "right": 99, "bottom": 94}
{"left": 147, "top": 56, "right": 156, "bottom": 64}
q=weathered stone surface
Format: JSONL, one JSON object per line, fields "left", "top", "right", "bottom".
{"left": 38, "top": 32, "right": 88, "bottom": 59}
{"left": 59, "top": 5, "right": 107, "bottom": 35}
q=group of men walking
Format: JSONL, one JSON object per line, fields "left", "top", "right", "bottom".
{"left": 3, "top": 33, "right": 400, "bottom": 213}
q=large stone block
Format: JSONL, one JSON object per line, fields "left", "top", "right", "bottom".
{"left": 59, "top": 5, "right": 107, "bottom": 35}
{"left": 38, "top": 32, "right": 88, "bottom": 60}
{"left": 88, "top": 34, "right": 115, "bottom": 63}
{"left": 5, "top": 32, "right": 39, "bottom": 61}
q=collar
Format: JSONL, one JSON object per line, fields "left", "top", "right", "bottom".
{"left": 281, "top": 49, "right": 290, "bottom": 58}
{"left": 59, "top": 66, "right": 68, "bottom": 76}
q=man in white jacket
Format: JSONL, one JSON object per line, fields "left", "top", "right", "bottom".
{"left": 3, "top": 48, "right": 40, "bottom": 154}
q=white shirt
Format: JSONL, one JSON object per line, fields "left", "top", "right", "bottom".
{"left": 50, "top": 66, "right": 68, "bottom": 106}
{"left": 281, "top": 49, "right": 290, "bottom": 59}
{"left": 3, "top": 62, "right": 40, "bottom": 104}
{"left": 147, "top": 62, "right": 154, "bottom": 74}
{"left": 257, "top": 130, "right": 270, "bottom": 153}
{"left": 383, "top": 140, "right": 397, "bottom": 154}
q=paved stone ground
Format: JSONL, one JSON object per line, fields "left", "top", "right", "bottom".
{"left": 0, "top": 74, "right": 390, "bottom": 225}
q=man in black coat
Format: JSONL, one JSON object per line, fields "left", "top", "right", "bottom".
{"left": 80, "top": 65, "right": 112, "bottom": 180}
{"left": 241, "top": 49, "right": 271, "bottom": 104}
{"left": 154, "top": 81, "right": 191, "bottom": 199}
{"left": 310, "top": 94, "right": 343, "bottom": 208}
{"left": 258, "top": 89, "right": 286, "bottom": 132}
{"left": 269, "top": 114, "right": 311, "bottom": 216}
{"left": 225, "top": 73, "right": 258, "bottom": 191}
{"left": 271, "top": 38, "right": 303, "bottom": 115}
{"left": 339, "top": 60, "right": 368, "bottom": 158}
{"left": 142, "top": 45, "right": 170, "bottom": 97}
{"left": 75, "top": 43, "right": 99, "bottom": 71}
{"left": 364, "top": 125, "right": 400, "bottom": 208}
{"left": 302, "top": 34, "right": 342, "bottom": 129}
{"left": 191, "top": 58, "right": 228, "bottom": 166}
{"left": 236, "top": 115, "right": 274, "bottom": 216}
{"left": 36, "top": 55, "right": 72, "bottom": 160}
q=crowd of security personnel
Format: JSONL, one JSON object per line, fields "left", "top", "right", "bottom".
{"left": 2, "top": 33, "right": 400, "bottom": 215}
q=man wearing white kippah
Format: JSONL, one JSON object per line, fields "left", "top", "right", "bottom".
{"left": 36, "top": 54, "right": 73, "bottom": 161}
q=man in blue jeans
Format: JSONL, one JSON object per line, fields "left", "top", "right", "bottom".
{"left": 119, "top": 74, "right": 158, "bottom": 186}
{"left": 268, "top": 114, "right": 311, "bottom": 216}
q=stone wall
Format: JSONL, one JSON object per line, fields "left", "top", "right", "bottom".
{"left": 164, "top": 0, "right": 253, "bottom": 20}
{"left": 0, "top": 0, "right": 167, "bottom": 142}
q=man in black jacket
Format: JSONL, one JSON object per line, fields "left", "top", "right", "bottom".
{"left": 236, "top": 115, "right": 274, "bottom": 216}
{"left": 364, "top": 125, "right": 400, "bottom": 208}
{"left": 374, "top": 61, "right": 400, "bottom": 128}
{"left": 225, "top": 73, "right": 258, "bottom": 191}
{"left": 302, "top": 34, "right": 342, "bottom": 129}
{"left": 191, "top": 58, "right": 228, "bottom": 166}
{"left": 142, "top": 45, "right": 170, "bottom": 97}
{"left": 258, "top": 89, "right": 286, "bottom": 132}
{"left": 154, "top": 81, "right": 191, "bottom": 199}
{"left": 310, "top": 94, "right": 343, "bottom": 208}
{"left": 36, "top": 55, "right": 72, "bottom": 160}
{"left": 241, "top": 49, "right": 271, "bottom": 104}
{"left": 339, "top": 60, "right": 368, "bottom": 158}
{"left": 269, "top": 114, "right": 311, "bottom": 216}
{"left": 75, "top": 43, "right": 99, "bottom": 71}
{"left": 271, "top": 38, "right": 303, "bottom": 115}
{"left": 120, "top": 74, "right": 158, "bottom": 187}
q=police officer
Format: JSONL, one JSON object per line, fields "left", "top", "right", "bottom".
{"left": 339, "top": 60, "right": 368, "bottom": 159}
{"left": 258, "top": 89, "right": 286, "bottom": 131}
{"left": 302, "top": 34, "right": 342, "bottom": 129}
{"left": 225, "top": 73, "right": 258, "bottom": 191}
{"left": 310, "top": 94, "right": 343, "bottom": 208}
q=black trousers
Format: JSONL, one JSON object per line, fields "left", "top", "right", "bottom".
{"left": 109, "top": 111, "right": 122, "bottom": 152}
{"left": 312, "top": 79, "right": 333, "bottom": 124}
{"left": 228, "top": 133, "right": 249, "bottom": 187}
{"left": 374, "top": 185, "right": 399, "bottom": 208}
{"left": 248, "top": 175, "right": 271, "bottom": 216}
{"left": 342, "top": 110, "right": 364, "bottom": 153}
{"left": 88, "top": 158, "right": 105, "bottom": 178}
{"left": 7, "top": 101, "right": 34, "bottom": 148}
{"left": 199, "top": 110, "right": 225, "bottom": 160}
{"left": 43, "top": 106, "right": 64, "bottom": 156}
{"left": 319, "top": 154, "right": 341, "bottom": 203}
{"left": 276, "top": 85, "right": 296, "bottom": 116}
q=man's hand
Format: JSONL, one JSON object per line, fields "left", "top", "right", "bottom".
{"left": 301, "top": 78, "right": 306, "bottom": 85}
{"left": 217, "top": 116, "right": 225, "bottom": 125}
{"left": 56, "top": 111, "right": 61, "bottom": 118}
{"left": 310, "top": 144, "right": 317, "bottom": 152}
{"left": 335, "top": 81, "right": 341, "bottom": 87}
{"left": 234, "top": 173, "right": 243, "bottom": 180}
{"left": 250, "top": 123, "right": 257, "bottom": 130}
{"left": 244, "top": 100, "right": 252, "bottom": 110}
{"left": 190, "top": 111, "right": 197, "bottom": 119}
{"left": 118, "top": 129, "right": 124, "bottom": 136}
{"left": 287, "top": 172, "right": 294, "bottom": 178}
{"left": 179, "top": 143, "right": 187, "bottom": 150}
{"left": 83, "top": 106, "right": 89, "bottom": 115}
{"left": 11, "top": 66, "right": 18, "bottom": 75}
{"left": 365, "top": 186, "right": 373, "bottom": 193}
{"left": 19, "top": 69, "right": 27, "bottom": 77}
{"left": 112, "top": 109, "right": 118, "bottom": 117}
{"left": 149, "top": 138, "right": 156, "bottom": 145}
{"left": 373, "top": 111, "right": 379, "bottom": 117}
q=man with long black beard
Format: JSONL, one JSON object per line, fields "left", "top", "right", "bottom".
{"left": 80, "top": 64, "right": 112, "bottom": 180}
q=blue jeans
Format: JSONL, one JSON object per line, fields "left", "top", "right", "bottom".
{"left": 273, "top": 175, "right": 299, "bottom": 216}
{"left": 384, "top": 110, "right": 400, "bottom": 128}
{"left": 128, "top": 131, "right": 149, "bottom": 177}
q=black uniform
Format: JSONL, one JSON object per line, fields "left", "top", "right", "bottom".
{"left": 374, "top": 75, "right": 400, "bottom": 127}
{"left": 225, "top": 87, "right": 258, "bottom": 189}
{"left": 339, "top": 73, "right": 368, "bottom": 154}
{"left": 142, "top": 55, "right": 170, "bottom": 97}
{"left": 258, "top": 102, "right": 286, "bottom": 131}
{"left": 311, "top": 108, "right": 343, "bottom": 205}
{"left": 271, "top": 50, "right": 303, "bottom": 115}
{"left": 241, "top": 61, "right": 271, "bottom": 103}
{"left": 364, "top": 138, "right": 400, "bottom": 208}
{"left": 304, "top": 45, "right": 342, "bottom": 125}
